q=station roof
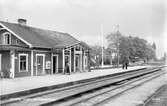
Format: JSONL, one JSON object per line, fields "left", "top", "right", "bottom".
{"left": 0, "top": 21, "right": 80, "bottom": 49}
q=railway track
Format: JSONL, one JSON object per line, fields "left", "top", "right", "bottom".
{"left": 67, "top": 68, "right": 163, "bottom": 106}
{"left": 142, "top": 83, "right": 167, "bottom": 106}
{"left": 50, "top": 67, "right": 166, "bottom": 106}
{"left": 1, "top": 66, "right": 165, "bottom": 106}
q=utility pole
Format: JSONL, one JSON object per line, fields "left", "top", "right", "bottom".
{"left": 101, "top": 24, "right": 104, "bottom": 67}
{"left": 116, "top": 25, "right": 120, "bottom": 68}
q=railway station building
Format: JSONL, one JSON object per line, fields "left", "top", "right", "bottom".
{"left": 0, "top": 19, "right": 90, "bottom": 78}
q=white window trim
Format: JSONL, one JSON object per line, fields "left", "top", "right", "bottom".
{"left": 2, "top": 32, "right": 11, "bottom": 45}
{"left": 36, "top": 54, "right": 45, "bottom": 75}
{"left": 19, "top": 53, "right": 28, "bottom": 72}
{"left": 52, "top": 55, "right": 59, "bottom": 73}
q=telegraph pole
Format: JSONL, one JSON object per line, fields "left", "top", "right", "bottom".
{"left": 116, "top": 25, "right": 120, "bottom": 68}
{"left": 101, "top": 24, "right": 104, "bottom": 67}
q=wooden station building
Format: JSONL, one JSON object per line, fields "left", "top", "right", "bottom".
{"left": 0, "top": 19, "right": 90, "bottom": 78}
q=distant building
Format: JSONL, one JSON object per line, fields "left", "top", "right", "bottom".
{"left": 0, "top": 19, "right": 90, "bottom": 78}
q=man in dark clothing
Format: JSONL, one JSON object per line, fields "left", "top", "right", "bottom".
{"left": 125, "top": 57, "right": 129, "bottom": 70}
{"left": 122, "top": 56, "right": 129, "bottom": 70}
{"left": 65, "top": 62, "right": 70, "bottom": 75}
{"left": 125, "top": 62, "right": 128, "bottom": 69}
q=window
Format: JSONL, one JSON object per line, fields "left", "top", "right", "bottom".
{"left": 16, "top": 39, "right": 19, "bottom": 45}
{"left": 19, "top": 54, "right": 28, "bottom": 72}
{"left": 3, "top": 32, "right": 11, "bottom": 45}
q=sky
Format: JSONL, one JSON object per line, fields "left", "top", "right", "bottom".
{"left": 0, "top": 0, "right": 167, "bottom": 58}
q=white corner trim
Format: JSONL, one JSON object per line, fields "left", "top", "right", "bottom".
{"left": 69, "top": 48, "right": 71, "bottom": 73}
{"left": 18, "top": 53, "right": 29, "bottom": 72}
{"left": 0, "top": 22, "right": 32, "bottom": 47}
{"left": 74, "top": 47, "right": 76, "bottom": 72}
{"left": 62, "top": 49, "right": 65, "bottom": 73}
{"left": 10, "top": 51, "right": 15, "bottom": 78}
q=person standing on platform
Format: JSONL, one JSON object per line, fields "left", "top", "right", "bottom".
{"left": 124, "top": 57, "right": 129, "bottom": 70}
{"left": 65, "top": 62, "right": 70, "bottom": 75}
{"left": 125, "top": 61, "right": 128, "bottom": 69}
{"left": 122, "top": 56, "right": 129, "bottom": 70}
{"left": 67, "top": 62, "right": 70, "bottom": 75}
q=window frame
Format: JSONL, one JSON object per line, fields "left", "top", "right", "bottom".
{"left": 16, "top": 39, "right": 19, "bottom": 45}
{"left": 19, "top": 53, "right": 28, "bottom": 72}
{"left": 3, "top": 32, "right": 11, "bottom": 45}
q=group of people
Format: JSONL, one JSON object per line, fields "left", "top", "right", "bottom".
{"left": 122, "top": 57, "right": 129, "bottom": 70}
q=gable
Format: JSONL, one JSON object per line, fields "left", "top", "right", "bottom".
{"left": 0, "top": 22, "right": 32, "bottom": 47}
{"left": 0, "top": 30, "right": 28, "bottom": 47}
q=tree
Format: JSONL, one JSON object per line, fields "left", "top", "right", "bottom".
{"left": 119, "top": 36, "right": 130, "bottom": 64}
{"left": 106, "top": 31, "right": 122, "bottom": 66}
{"left": 106, "top": 32, "right": 157, "bottom": 64}
{"left": 145, "top": 43, "right": 156, "bottom": 62}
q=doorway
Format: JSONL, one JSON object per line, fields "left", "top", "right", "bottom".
{"left": 75, "top": 55, "right": 80, "bottom": 71}
{"left": 65, "top": 55, "right": 70, "bottom": 66}
{"left": 64, "top": 55, "right": 70, "bottom": 73}
{"left": 36, "top": 54, "right": 45, "bottom": 76}
{"left": 53, "top": 55, "right": 58, "bottom": 74}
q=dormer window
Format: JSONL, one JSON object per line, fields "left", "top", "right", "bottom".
{"left": 3, "top": 32, "right": 11, "bottom": 45}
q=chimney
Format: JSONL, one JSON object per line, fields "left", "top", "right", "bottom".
{"left": 18, "top": 18, "right": 27, "bottom": 26}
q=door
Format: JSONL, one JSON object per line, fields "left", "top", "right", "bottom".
{"left": 53, "top": 55, "right": 58, "bottom": 74}
{"left": 64, "top": 55, "right": 70, "bottom": 73}
{"left": 65, "top": 55, "right": 70, "bottom": 67}
{"left": 36, "top": 54, "right": 45, "bottom": 75}
{"left": 75, "top": 55, "right": 80, "bottom": 71}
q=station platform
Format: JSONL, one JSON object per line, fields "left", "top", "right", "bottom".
{"left": 0, "top": 66, "right": 151, "bottom": 99}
